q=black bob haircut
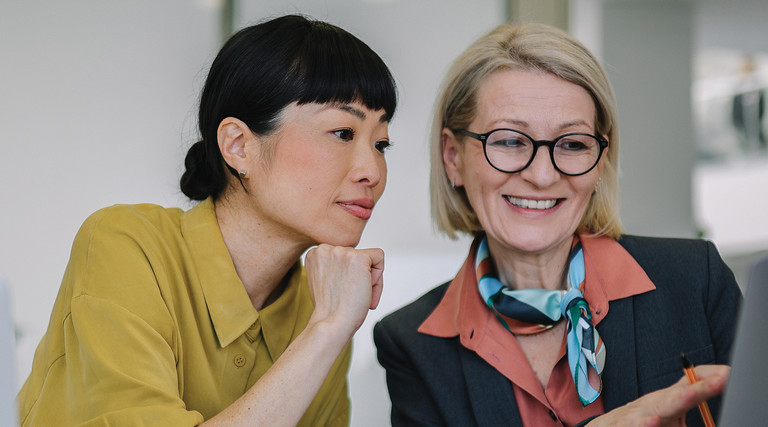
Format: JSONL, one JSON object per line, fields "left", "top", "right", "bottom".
{"left": 181, "top": 14, "right": 398, "bottom": 201}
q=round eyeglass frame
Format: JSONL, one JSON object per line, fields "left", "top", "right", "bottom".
{"left": 454, "top": 128, "right": 609, "bottom": 176}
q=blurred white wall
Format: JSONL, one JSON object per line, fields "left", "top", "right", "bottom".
{"left": 691, "top": 0, "right": 768, "bottom": 268}
{"left": 1, "top": 0, "right": 218, "bottom": 388}
{"left": 603, "top": 1, "right": 697, "bottom": 238}
{"left": 570, "top": 0, "right": 768, "bottom": 277}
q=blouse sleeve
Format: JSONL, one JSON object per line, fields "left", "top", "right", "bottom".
{"left": 63, "top": 295, "right": 204, "bottom": 426}
{"left": 18, "top": 207, "right": 204, "bottom": 426}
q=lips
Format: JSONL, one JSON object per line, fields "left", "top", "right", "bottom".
{"left": 337, "top": 198, "right": 375, "bottom": 220}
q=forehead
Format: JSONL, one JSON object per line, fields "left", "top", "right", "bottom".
{"left": 473, "top": 69, "right": 596, "bottom": 131}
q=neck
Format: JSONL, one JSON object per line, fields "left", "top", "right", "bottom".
{"left": 214, "top": 192, "right": 310, "bottom": 310}
{"left": 486, "top": 236, "right": 575, "bottom": 291}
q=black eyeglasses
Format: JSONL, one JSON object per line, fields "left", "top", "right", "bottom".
{"left": 455, "top": 128, "right": 608, "bottom": 176}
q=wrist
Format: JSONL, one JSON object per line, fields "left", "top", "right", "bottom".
{"left": 305, "top": 316, "right": 355, "bottom": 348}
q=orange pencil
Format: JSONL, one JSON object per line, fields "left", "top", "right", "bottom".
{"left": 681, "top": 353, "right": 716, "bottom": 427}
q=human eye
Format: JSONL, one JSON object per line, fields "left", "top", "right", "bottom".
{"left": 555, "top": 135, "right": 595, "bottom": 154}
{"left": 488, "top": 134, "right": 528, "bottom": 149}
{"left": 332, "top": 128, "right": 355, "bottom": 141}
{"left": 375, "top": 139, "right": 392, "bottom": 153}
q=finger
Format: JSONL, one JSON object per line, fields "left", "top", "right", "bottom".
{"left": 370, "top": 281, "right": 383, "bottom": 310}
{"left": 653, "top": 375, "right": 726, "bottom": 424}
{"left": 356, "top": 247, "right": 384, "bottom": 284}
{"left": 673, "top": 364, "right": 730, "bottom": 388}
{"left": 673, "top": 364, "right": 730, "bottom": 395}
{"left": 356, "top": 248, "right": 385, "bottom": 272}
{"left": 638, "top": 415, "right": 661, "bottom": 427}
{"left": 358, "top": 248, "right": 384, "bottom": 309}
{"left": 693, "top": 364, "right": 730, "bottom": 380}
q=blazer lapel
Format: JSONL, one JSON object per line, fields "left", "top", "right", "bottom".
{"left": 597, "top": 296, "right": 639, "bottom": 411}
{"left": 457, "top": 342, "right": 523, "bottom": 426}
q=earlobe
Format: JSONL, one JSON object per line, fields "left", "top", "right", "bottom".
{"left": 217, "top": 117, "right": 251, "bottom": 172}
{"left": 442, "top": 128, "right": 464, "bottom": 187}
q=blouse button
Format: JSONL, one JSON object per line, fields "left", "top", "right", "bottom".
{"left": 233, "top": 354, "right": 247, "bottom": 367}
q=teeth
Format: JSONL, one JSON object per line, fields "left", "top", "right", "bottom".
{"left": 505, "top": 196, "right": 557, "bottom": 210}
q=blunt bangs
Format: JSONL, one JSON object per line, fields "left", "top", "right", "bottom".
{"left": 292, "top": 22, "right": 397, "bottom": 121}
{"left": 199, "top": 15, "right": 396, "bottom": 152}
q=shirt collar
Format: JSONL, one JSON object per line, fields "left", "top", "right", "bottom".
{"left": 181, "top": 198, "right": 308, "bottom": 358}
{"left": 579, "top": 234, "right": 656, "bottom": 324}
{"left": 418, "top": 238, "right": 481, "bottom": 341}
{"left": 181, "top": 198, "right": 258, "bottom": 347}
{"left": 419, "top": 234, "right": 656, "bottom": 339}
{"left": 256, "top": 265, "right": 307, "bottom": 361}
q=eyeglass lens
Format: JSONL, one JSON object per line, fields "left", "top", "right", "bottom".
{"left": 484, "top": 129, "right": 602, "bottom": 175}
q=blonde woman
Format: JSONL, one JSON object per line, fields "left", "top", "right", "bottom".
{"left": 375, "top": 23, "right": 738, "bottom": 427}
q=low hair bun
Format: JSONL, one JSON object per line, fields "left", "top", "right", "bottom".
{"left": 180, "top": 140, "right": 223, "bottom": 201}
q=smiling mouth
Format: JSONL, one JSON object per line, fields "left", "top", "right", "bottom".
{"left": 504, "top": 196, "right": 559, "bottom": 210}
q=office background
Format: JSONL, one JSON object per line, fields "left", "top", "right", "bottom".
{"left": 1, "top": 0, "right": 767, "bottom": 425}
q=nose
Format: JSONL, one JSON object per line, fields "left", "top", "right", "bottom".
{"left": 519, "top": 145, "right": 560, "bottom": 188}
{"left": 350, "top": 141, "right": 385, "bottom": 189}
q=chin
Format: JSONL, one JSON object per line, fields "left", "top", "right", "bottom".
{"left": 316, "top": 231, "right": 364, "bottom": 248}
{"left": 500, "top": 232, "right": 571, "bottom": 254}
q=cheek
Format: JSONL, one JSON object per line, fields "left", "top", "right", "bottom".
{"left": 467, "top": 166, "right": 508, "bottom": 195}
{"left": 290, "top": 145, "right": 337, "bottom": 177}
{"left": 571, "top": 177, "right": 599, "bottom": 205}
{"left": 292, "top": 148, "right": 325, "bottom": 169}
{"left": 465, "top": 170, "right": 504, "bottom": 213}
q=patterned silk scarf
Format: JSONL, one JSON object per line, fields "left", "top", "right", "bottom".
{"left": 476, "top": 236, "right": 606, "bottom": 406}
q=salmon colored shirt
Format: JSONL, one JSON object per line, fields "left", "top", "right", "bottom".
{"left": 419, "top": 235, "right": 656, "bottom": 426}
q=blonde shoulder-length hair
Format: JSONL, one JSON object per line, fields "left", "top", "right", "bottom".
{"left": 430, "top": 22, "right": 624, "bottom": 240}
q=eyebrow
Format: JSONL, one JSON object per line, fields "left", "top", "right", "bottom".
{"left": 556, "top": 120, "right": 592, "bottom": 131}
{"left": 335, "top": 104, "right": 390, "bottom": 123}
{"left": 493, "top": 118, "right": 592, "bottom": 131}
{"left": 338, "top": 104, "right": 366, "bottom": 120}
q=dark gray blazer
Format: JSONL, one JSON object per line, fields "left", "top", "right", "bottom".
{"left": 374, "top": 236, "right": 741, "bottom": 426}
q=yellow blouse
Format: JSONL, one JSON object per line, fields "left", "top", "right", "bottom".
{"left": 17, "top": 198, "right": 350, "bottom": 426}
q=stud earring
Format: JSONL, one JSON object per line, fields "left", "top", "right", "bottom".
{"left": 238, "top": 170, "right": 247, "bottom": 179}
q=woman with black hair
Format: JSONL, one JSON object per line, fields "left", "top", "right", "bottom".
{"left": 18, "top": 15, "right": 397, "bottom": 426}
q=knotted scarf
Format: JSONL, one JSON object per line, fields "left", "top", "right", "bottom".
{"left": 476, "top": 236, "right": 606, "bottom": 406}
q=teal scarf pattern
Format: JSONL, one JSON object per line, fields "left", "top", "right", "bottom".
{"left": 476, "top": 237, "right": 606, "bottom": 406}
